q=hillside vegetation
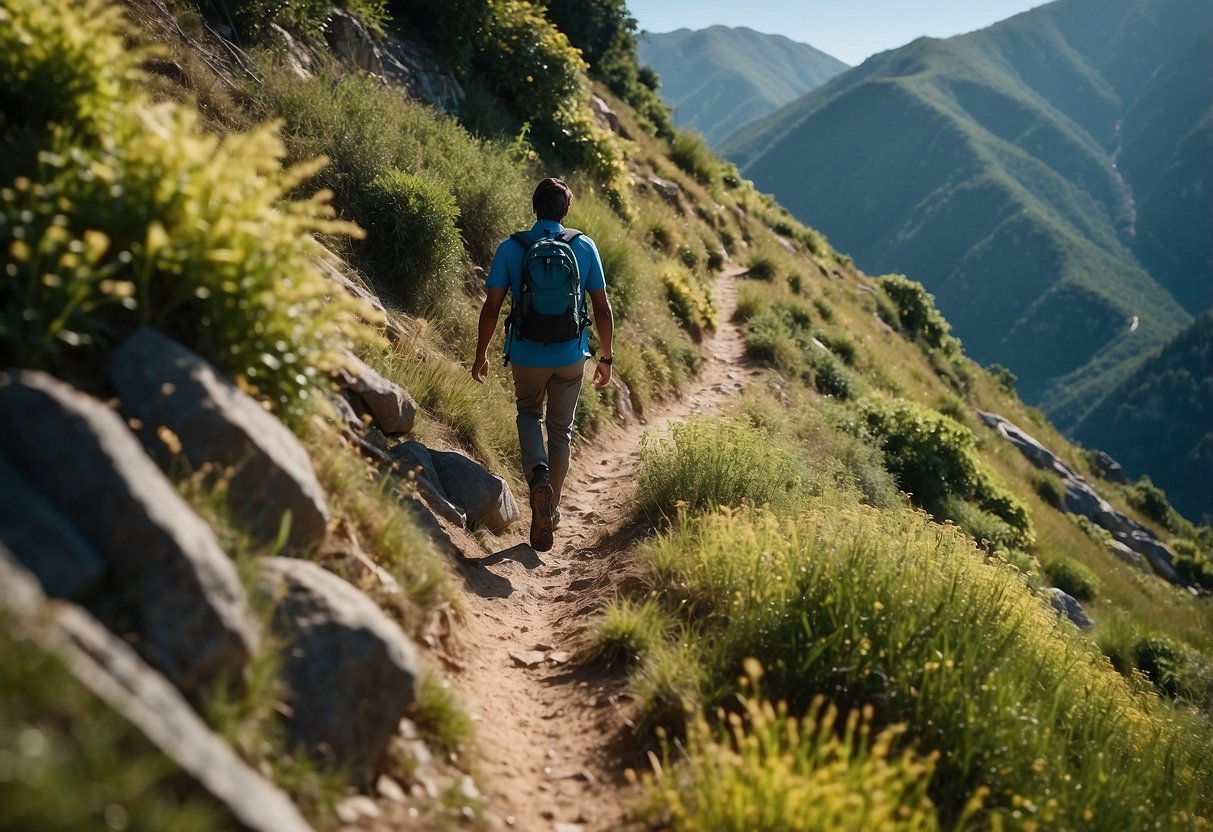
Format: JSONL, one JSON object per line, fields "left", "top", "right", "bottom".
{"left": 720, "top": 0, "right": 1213, "bottom": 446}
{"left": 3, "top": 0, "right": 1213, "bottom": 829}
{"left": 638, "top": 26, "right": 848, "bottom": 146}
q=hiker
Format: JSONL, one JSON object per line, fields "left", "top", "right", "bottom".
{"left": 471, "top": 177, "right": 614, "bottom": 552}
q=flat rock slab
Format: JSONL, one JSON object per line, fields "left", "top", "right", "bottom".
{"left": 108, "top": 328, "right": 330, "bottom": 552}
{"left": 0, "top": 550, "right": 313, "bottom": 832}
{"left": 510, "top": 650, "right": 547, "bottom": 668}
{"left": 0, "top": 371, "right": 256, "bottom": 694}
{"left": 258, "top": 557, "right": 420, "bottom": 781}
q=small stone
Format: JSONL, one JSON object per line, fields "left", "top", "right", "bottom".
{"left": 336, "top": 796, "right": 381, "bottom": 823}
{"left": 547, "top": 651, "right": 571, "bottom": 665}
{"left": 510, "top": 650, "right": 547, "bottom": 667}
{"left": 376, "top": 775, "right": 407, "bottom": 803}
{"left": 459, "top": 775, "right": 481, "bottom": 802}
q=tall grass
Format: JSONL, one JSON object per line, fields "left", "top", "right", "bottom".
{"left": 634, "top": 505, "right": 1213, "bottom": 828}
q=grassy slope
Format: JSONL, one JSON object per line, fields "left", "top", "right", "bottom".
{"left": 719, "top": 0, "right": 1212, "bottom": 432}
{"left": 637, "top": 26, "right": 848, "bottom": 146}
{"left": 5, "top": 0, "right": 1213, "bottom": 828}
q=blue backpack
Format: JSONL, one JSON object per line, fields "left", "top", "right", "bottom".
{"left": 507, "top": 228, "right": 589, "bottom": 346}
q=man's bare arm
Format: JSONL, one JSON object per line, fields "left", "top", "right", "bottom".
{"left": 588, "top": 288, "right": 614, "bottom": 389}
{"left": 472, "top": 287, "right": 508, "bottom": 382}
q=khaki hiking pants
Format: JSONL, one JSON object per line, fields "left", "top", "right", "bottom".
{"left": 511, "top": 358, "right": 585, "bottom": 507}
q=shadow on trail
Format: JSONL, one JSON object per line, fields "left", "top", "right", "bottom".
{"left": 456, "top": 543, "right": 545, "bottom": 599}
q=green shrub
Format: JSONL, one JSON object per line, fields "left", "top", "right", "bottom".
{"left": 1043, "top": 559, "right": 1100, "bottom": 601}
{"left": 938, "top": 495, "right": 1022, "bottom": 552}
{"left": 986, "top": 363, "right": 1018, "bottom": 397}
{"left": 856, "top": 396, "right": 1033, "bottom": 545}
{"left": 1172, "top": 539, "right": 1213, "bottom": 591}
{"left": 1032, "top": 473, "right": 1065, "bottom": 508}
{"left": 732, "top": 285, "right": 765, "bottom": 323}
{"left": 586, "top": 599, "right": 670, "bottom": 668}
{"left": 0, "top": 0, "right": 379, "bottom": 415}
{"left": 1132, "top": 634, "right": 1188, "bottom": 698}
{"left": 786, "top": 271, "right": 803, "bottom": 294}
{"left": 816, "top": 331, "right": 856, "bottom": 366}
{"left": 662, "top": 268, "right": 716, "bottom": 341}
{"left": 811, "top": 297, "right": 835, "bottom": 322}
{"left": 745, "top": 252, "right": 780, "bottom": 282}
{"left": 805, "top": 348, "right": 856, "bottom": 400}
{"left": 706, "top": 248, "right": 725, "bottom": 272}
{"left": 227, "top": 0, "right": 387, "bottom": 40}
{"left": 876, "top": 273, "right": 959, "bottom": 354}
{"left": 669, "top": 130, "right": 717, "bottom": 184}
{"left": 1128, "top": 477, "right": 1178, "bottom": 531}
{"left": 360, "top": 169, "right": 464, "bottom": 310}
{"left": 636, "top": 418, "right": 806, "bottom": 521}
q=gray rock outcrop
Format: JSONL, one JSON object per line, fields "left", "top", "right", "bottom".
{"left": 108, "top": 328, "right": 330, "bottom": 552}
{"left": 978, "top": 410, "right": 1181, "bottom": 585}
{"left": 0, "top": 455, "right": 106, "bottom": 600}
{"left": 1091, "top": 450, "right": 1129, "bottom": 484}
{"left": 431, "top": 449, "right": 519, "bottom": 532}
{"left": 258, "top": 557, "right": 420, "bottom": 780}
{"left": 1043, "top": 587, "right": 1095, "bottom": 630}
{"left": 0, "top": 551, "right": 314, "bottom": 832}
{"left": 335, "top": 352, "right": 417, "bottom": 435}
{"left": 0, "top": 371, "right": 257, "bottom": 693}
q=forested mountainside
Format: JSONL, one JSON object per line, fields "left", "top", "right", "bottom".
{"left": 1072, "top": 312, "right": 1213, "bottom": 523}
{"left": 721, "top": 0, "right": 1213, "bottom": 432}
{"left": 3, "top": 0, "right": 1213, "bottom": 829}
{"left": 637, "top": 25, "right": 848, "bottom": 146}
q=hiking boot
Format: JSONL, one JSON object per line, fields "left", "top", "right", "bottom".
{"left": 529, "top": 473, "right": 555, "bottom": 552}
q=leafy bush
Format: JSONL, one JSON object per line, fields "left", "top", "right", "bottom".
{"left": 745, "top": 252, "right": 780, "bottom": 282}
{"left": 669, "top": 130, "right": 717, "bottom": 184}
{"left": 1128, "top": 477, "right": 1177, "bottom": 530}
{"left": 586, "top": 599, "right": 670, "bottom": 668}
{"left": 662, "top": 268, "right": 716, "bottom": 342}
{"left": 360, "top": 169, "right": 463, "bottom": 309}
{"left": 877, "top": 274, "right": 959, "bottom": 354}
{"left": 0, "top": 0, "right": 379, "bottom": 414}
{"left": 1032, "top": 473, "right": 1065, "bottom": 508}
{"left": 636, "top": 418, "right": 806, "bottom": 521}
{"left": 938, "top": 495, "right": 1022, "bottom": 552}
{"left": 477, "top": 0, "right": 628, "bottom": 206}
{"left": 856, "top": 396, "right": 1033, "bottom": 545}
{"left": 226, "top": 0, "right": 387, "bottom": 41}
{"left": 1043, "top": 559, "right": 1100, "bottom": 601}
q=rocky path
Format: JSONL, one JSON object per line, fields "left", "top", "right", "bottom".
{"left": 450, "top": 265, "right": 761, "bottom": 831}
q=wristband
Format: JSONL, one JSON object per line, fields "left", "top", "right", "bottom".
{"left": 598, "top": 356, "right": 613, "bottom": 365}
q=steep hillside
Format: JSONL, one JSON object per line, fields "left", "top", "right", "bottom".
{"left": 638, "top": 26, "right": 848, "bottom": 146}
{"left": 4, "top": 0, "right": 1213, "bottom": 829}
{"left": 1073, "top": 312, "right": 1213, "bottom": 523}
{"left": 721, "top": 0, "right": 1212, "bottom": 431}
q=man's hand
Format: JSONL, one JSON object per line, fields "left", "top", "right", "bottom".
{"left": 471, "top": 353, "right": 490, "bottom": 383}
{"left": 593, "top": 358, "right": 612, "bottom": 389}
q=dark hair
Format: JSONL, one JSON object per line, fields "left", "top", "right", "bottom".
{"left": 532, "top": 177, "right": 573, "bottom": 220}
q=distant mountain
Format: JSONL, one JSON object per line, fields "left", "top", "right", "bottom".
{"left": 1073, "top": 312, "right": 1213, "bottom": 523}
{"left": 637, "top": 26, "right": 848, "bottom": 146}
{"left": 721, "top": 0, "right": 1213, "bottom": 430}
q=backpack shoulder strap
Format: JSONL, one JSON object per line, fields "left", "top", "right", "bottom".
{"left": 511, "top": 231, "right": 537, "bottom": 248}
{"left": 556, "top": 228, "right": 582, "bottom": 244}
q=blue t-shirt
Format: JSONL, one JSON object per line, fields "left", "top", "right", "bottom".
{"left": 486, "top": 219, "right": 606, "bottom": 368}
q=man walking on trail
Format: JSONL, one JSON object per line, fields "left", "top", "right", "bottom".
{"left": 472, "top": 177, "right": 615, "bottom": 553}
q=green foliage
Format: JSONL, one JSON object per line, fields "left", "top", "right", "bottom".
{"left": 636, "top": 418, "right": 807, "bottom": 521}
{"left": 539, "top": 0, "right": 672, "bottom": 136}
{"left": 0, "top": 620, "right": 225, "bottom": 830}
{"left": 662, "top": 267, "right": 716, "bottom": 341}
{"left": 669, "top": 130, "right": 718, "bottom": 185}
{"left": 250, "top": 66, "right": 533, "bottom": 272}
{"left": 986, "top": 363, "right": 1019, "bottom": 397}
{"left": 642, "top": 678, "right": 942, "bottom": 831}
{"left": 412, "top": 672, "right": 473, "bottom": 755}
{"left": 876, "top": 274, "right": 960, "bottom": 355}
{"left": 477, "top": 0, "right": 629, "bottom": 205}
{"left": 745, "top": 251, "right": 780, "bottom": 281}
{"left": 1032, "top": 472, "right": 1064, "bottom": 508}
{"left": 1128, "top": 476, "right": 1179, "bottom": 530}
{"left": 1172, "top": 539, "right": 1213, "bottom": 591}
{"left": 361, "top": 170, "right": 463, "bottom": 309}
{"left": 0, "top": 0, "right": 379, "bottom": 415}
{"left": 226, "top": 0, "right": 387, "bottom": 41}
{"left": 632, "top": 505, "right": 1213, "bottom": 826}
{"left": 1043, "top": 558, "right": 1099, "bottom": 601}
{"left": 586, "top": 599, "right": 670, "bottom": 668}
{"left": 855, "top": 396, "right": 1033, "bottom": 545}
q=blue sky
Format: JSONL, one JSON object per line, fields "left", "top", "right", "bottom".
{"left": 627, "top": 0, "right": 1049, "bottom": 66}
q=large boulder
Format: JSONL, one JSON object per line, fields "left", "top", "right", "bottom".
{"left": 430, "top": 449, "right": 519, "bottom": 532}
{"left": 258, "top": 557, "right": 420, "bottom": 781}
{"left": 335, "top": 352, "right": 417, "bottom": 435}
{"left": 0, "top": 370, "right": 257, "bottom": 694}
{"left": 108, "top": 328, "right": 330, "bottom": 552}
{"left": 0, "top": 550, "right": 314, "bottom": 832}
{"left": 1091, "top": 450, "right": 1129, "bottom": 484}
{"left": 0, "top": 455, "right": 106, "bottom": 600}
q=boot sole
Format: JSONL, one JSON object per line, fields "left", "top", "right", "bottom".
{"left": 530, "top": 481, "right": 555, "bottom": 552}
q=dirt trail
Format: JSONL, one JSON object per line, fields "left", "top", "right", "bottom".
{"left": 450, "top": 265, "right": 761, "bottom": 831}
